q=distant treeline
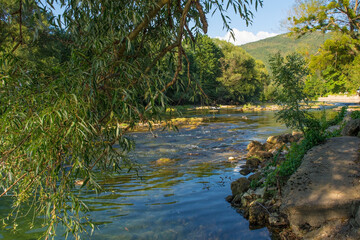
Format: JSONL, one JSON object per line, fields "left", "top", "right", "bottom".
{"left": 165, "top": 36, "right": 270, "bottom": 105}
{"left": 169, "top": 31, "right": 360, "bottom": 105}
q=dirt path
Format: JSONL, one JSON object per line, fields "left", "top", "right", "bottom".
{"left": 281, "top": 136, "right": 360, "bottom": 239}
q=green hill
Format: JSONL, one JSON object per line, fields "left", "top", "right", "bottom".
{"left": 241, "top": 32, "right": 332, "bottom": 69}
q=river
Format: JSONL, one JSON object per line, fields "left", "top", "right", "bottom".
{"left": 1, "top": 109, "right": 290, "bottom": 240}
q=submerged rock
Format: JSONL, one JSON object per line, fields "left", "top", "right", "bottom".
{"left": 154, "top": 158, "right": 175, "bottom": 165}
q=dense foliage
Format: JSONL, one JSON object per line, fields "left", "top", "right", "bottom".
{"left": 288, "top": 0, "right": 360, "bottom": 39}
{"left": 255, "top": 51, "right": 348, "bottom": 189}
{"left": 0, "top": 0, "right": 264, "bottom": 238}
{"left": 269, "top": 52, "right": 313, "bottom": 133}
{"left": 166, "top": 36, "right": 269, "bottom": 104}
{"left": 305, "top": 33, "right": 360, "bottom": 96}
{"left": 287, "top": 0, "right": 360, "bottom": 96}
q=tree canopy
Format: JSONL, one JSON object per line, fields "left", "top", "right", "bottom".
{"left": 0, "top": 0, "right": 263, "bottom": 238}
{"left": 288, "top": 0, "right": 360, "bottom": 39}
{"left": 286, "top": 0, "right": 360, "bottom": 96}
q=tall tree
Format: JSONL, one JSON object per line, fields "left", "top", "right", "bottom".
{"left": 288, "top": 0, "right": 360, "bottom": 39}
{"left": 0, "top": 0, "right": 263, "bottom": 238}
{"left": 287, "top": 0, "right": 360, "bottom": 95}
{"left": 307, "top": 33, "right": 360, "bottom": 93}
{"left": 215, "top": 40, "right": 268, "bottom": 103}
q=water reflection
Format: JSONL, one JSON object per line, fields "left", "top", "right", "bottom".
{"left": 1, "top": 110, "right": 289, "bottom": 240}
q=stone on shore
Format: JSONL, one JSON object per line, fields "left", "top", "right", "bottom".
{"left": 246, "top": 140, "right": 264, "bottom": 152}
{"left": 341, "top": 118, "right": 360, "bottom": 136}
{"left": 231, "top": 177, "right": 250, "bottom": 196}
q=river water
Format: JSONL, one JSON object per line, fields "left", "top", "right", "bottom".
{"left": 1, "top": 110, "right": 290, "bottom": 240}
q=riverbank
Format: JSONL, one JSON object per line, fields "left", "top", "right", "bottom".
{"left": 227, "top": 109, "right": 360, "bottom": 239}
{"left": 317, "top": 95, "right": 360, "bottom": 103}
{"left": 133, "top": 102, "right": 341, "bottom": 131}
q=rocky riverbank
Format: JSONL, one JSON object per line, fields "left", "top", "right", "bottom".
{"left": 226, "top": 132, "right": 303, "bottom": 238}
{"left": 227, "top": 113, "right": 360, "bottom": 239}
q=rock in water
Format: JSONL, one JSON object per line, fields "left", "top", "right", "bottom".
{"left": 231, "top": 177, "right": 250, "bottom": 196}
{"left": 246, "top": 141, "right": 264, "bottom": 152}
{"left": 248, "top": 201, "right": 269, "bottom": 226}
{"left": 155, "top": 158, "right": 174, "bottom": 165}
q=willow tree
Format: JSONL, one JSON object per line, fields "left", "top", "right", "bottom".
{"left": 0, "top": 0, "right": 263, "bottom": 238}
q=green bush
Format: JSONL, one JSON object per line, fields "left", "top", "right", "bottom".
{"left": 350, "top": 110, "right": 360, "bottom": 119}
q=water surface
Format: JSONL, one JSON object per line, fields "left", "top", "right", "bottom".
{"left": 0, "top": 110, "right": 289, "bottom": 240}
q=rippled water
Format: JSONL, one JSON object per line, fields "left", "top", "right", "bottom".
{"left": 0, "top": 110, "right": 290, "bottom": 240}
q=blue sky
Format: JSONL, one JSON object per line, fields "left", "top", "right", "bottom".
{"left": 208, "top": 0, "right": 296, "bottom": 45}
{"left": 52, "top": 0, "right": 296, "bottom": 45}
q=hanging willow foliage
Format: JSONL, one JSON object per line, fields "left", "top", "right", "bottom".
{"left": 0, "top": 0, "right": 262, "bottom": 238}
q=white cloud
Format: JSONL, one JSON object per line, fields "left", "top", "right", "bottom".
{"left": 216, "top": 29, "right": 279, "bottom": 45}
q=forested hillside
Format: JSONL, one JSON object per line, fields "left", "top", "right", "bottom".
{"left": 241, "top": 32, "right": 332, "bottom": 69}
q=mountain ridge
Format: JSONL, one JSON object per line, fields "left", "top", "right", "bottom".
{"left": 239, "top": 32, "right": 332, "bottom": 69}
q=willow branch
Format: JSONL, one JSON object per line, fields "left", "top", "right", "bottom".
{"left": 0, "top": 173, "right": 27, "bottom": 198}
{"left": 145, "top": 0, "right": 192, "bottom": 109}
{"left": 185, "top": 23, "right": 195, "bottom": 42}
{"left": 1, "top": 133, "right": 31, "bottom": 164}
{"left": 89, "top": 125, "right": 131, "bottom": 171}
{"left": 181, "top": 48, "right": 191, "bottom": 86}
{"left": 162, "top": 45, "right": 183, "bottom": 92}
{"left": 19, "top": 0, "right": 23, "bottom": 44}
{"left": 144, "top": 42, "right": 180, "bottom": 74}
{"left": 195, "top": 0, "right": 208, "bottom": 33}
{"left": 117, "top": 0, "right": 170, "bottom": 57}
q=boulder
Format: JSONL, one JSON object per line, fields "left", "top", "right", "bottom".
{"left": 292, "top": 131, "right": 303, "bottom": 142}
{"left": 341, "top": 119, "right": 360, "bottom": 136}
{"left": 284, "top": 133, "right": 296, "bottom": 143}
{"left": 248, "top": 201, "right": 269, "bottom": 226}
{"left": 239, "top": 166, "right": 253, "bottom": 176}
{"left": 231, "top": 177, "right": 250, "bottom": 196}
{"left": 268, "top": 212, "right": 289, "bottom": 227}
{"left": 232, "top": 194, "right": 242, "bottom": 204}
{"left": 241, "top": 192, "right": 253, "bottom": 208}
{"left": 253, "top": 187, "right": 266, "bottom": 198}
{"left": 246, "top": 157, "right": 261, "bottom": 168}
{"left": 246, "top": 140, "right": 264, "bottom": 152}
{"left": 326, "top": 125, "right": 340, "bottom": 134}
{"left": 248, "top": 150, "right": 273, "bottom": 160}
{"left": 248, "top": 172, "right": 262, "bottom": 182}
{"left": 225, "top": 195, "right": 234, "bottom": 203}
{"left": 267, "top": 143, "right": 286, "bottom": 153}
{"left": 267, "top": 135, "right": 286, "bottom": 145}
